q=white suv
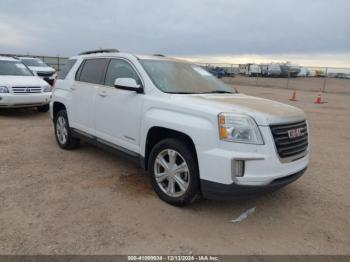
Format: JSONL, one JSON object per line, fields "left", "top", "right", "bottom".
{"left": 0, "top": 56, "right": 52, "bottom": 112}
{"left": 19, "top": 57, "right": 57, "bottom": 86}
{"left": 50, "top": 49, "right": 309, "bottom": 206}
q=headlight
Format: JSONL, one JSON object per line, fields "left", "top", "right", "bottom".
{"left": 218, "top": 113, "right": 264, "bottom": 144}
{"left": 0, "top": 86, "right": 9, "bottom": 93}
{"left": 43, "top": 85, "right": 52, "bottom": 92}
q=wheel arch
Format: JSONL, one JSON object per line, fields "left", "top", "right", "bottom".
{"left": 52, "top": 102, "right": 66, "bottom": 120}
{"left": 144, "top": 126, "right": 198, "bottom": 171}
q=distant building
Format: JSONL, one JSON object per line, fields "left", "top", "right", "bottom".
{"left": 239, "top": 64, "right": 261, "bottom": 76}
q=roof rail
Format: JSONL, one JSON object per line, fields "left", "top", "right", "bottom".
{"left": 79, "top": 49, "right": 120, "bottom": 55}
{"left": 153, "top": 54, "right": 166, "bottom": 57}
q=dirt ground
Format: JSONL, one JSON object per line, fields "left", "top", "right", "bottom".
{"left": 0, "top": 85, "right": 349, "bottom": 255}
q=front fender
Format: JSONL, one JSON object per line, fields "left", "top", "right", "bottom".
{"left": 141, "top": 108, "right": 217, "bottom": 156}
{"left": 50, "top": 87, "right": 72, "bottom": 120}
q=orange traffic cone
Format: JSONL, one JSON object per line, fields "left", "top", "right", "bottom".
{"left": 314, "top": 93, "right": 326, "bottom": 104}
{"left": 289, "top": 91, "right": 298, "bottom": 101}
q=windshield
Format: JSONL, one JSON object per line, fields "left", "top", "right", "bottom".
{"left": 0, "top": 61, "right": 34, "bottom": 76}
{"left": 140, "top": 60, "right": 236, "bottom": 94}
{"left": 21, "top": 58, "right": 48, "bottom": 67}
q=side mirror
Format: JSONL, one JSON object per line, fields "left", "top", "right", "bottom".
{"left": 114, "top": 78, "right": 143, "bottom": 93}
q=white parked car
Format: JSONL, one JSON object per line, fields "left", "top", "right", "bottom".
{"left": 0, "top": 56, "right": 52, "bottom": 112}
{"left": 50, "top": 49, "right": 309, "bottom": 206}
{"left": 19, "top": 57, "right": 56, "bottom": 85}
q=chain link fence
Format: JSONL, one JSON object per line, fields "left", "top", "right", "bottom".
{"left": 200, "top": 63, "right": 350, "bottom": 95}
{"left": 35, "top": 56, "right": 68, "bottom": 72}
{"left": 1, "top": 53, "right": 349, "bottom": 94}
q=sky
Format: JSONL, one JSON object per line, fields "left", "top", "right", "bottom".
{"left": 0, "top": 0, "right": 349, "bottom": 67}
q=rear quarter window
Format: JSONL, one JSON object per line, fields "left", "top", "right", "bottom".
{"left": 76, "top": 58, "right": 109, "bottom": 85}
{"left": 58, "top": 59, "right": 77, "bottom": 79}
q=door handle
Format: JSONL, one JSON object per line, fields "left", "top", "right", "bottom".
{"left": 98, "top": 91, "right": 107, "bottom": 97}
{"left": 70, "top": 86, "right": 76, "bottom": 91}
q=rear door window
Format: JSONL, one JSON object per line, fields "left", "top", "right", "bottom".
{"left": 77, "top": 58, "right": 109, "bottom": 85}
{"left": 58, "top": 59, "right": 77, "bottom": 79}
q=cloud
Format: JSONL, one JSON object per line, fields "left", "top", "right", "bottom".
{"left": 0, "top": 15, "right": 39, "bottom": 48}
{"left": 0, "top": 0, "right": 349, "bottom": 62}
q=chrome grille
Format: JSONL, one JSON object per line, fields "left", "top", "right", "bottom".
{"left": 12, "top": 86, "right": 42, "bottom": 94}
{"left": 270, "top": 120, "right": 308, "bottom": 160}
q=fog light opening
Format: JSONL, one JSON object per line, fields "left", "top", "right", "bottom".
{"left": 232, "top": 160, "right": 245, "bottom": 179}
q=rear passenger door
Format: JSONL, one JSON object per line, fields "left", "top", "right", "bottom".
{"left": 94, "top": 58, "right": 144, "bottom": 154}
{"left": 69, "top": 58, "right": 109, "bottom": 135}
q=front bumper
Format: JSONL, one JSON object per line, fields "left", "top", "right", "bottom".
{"left": 0, "top": 93, "right": 51, "bottom": 108}
{"left": 37, "top": 76, "right": 55, "bottom": 86}
{"left": 196, "top": 125, "right": 309, "bottom": 199}
{"left": 43, "top": 77, "right": 55, "bottom": 86}
{"left": 201, "top": 167, "right": 307, "bottom": 200}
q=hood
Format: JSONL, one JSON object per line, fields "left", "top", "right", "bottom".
{"left": 177, "top": 93, "right": 306, "bottom": 126}
{"left": 28, "top": 66, "right": 55, "bottom": 73}
{"left": 0, "top": 75, "right": 48, "bottom": 87}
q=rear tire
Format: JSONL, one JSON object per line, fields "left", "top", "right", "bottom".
{"left": 54, "top": 110, "right": 80, "bottom": 149}
{"left": 37, "top": 104, "right": 49, "bottom": 112}
{"left": 148, "top": 138, "right": 200, "bottom": 206}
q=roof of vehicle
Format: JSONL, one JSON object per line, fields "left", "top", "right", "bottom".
{"left": 69, "top": 48, "right": 187, "bottom": 62}
{"left": 136, "top": 54, "right": 185, "bottom": 62}
{"left": 0, "top": 56, "right": 20, "bottom": 62}
{"left": 70, "top": 52, "right": 188, "bottom": 64}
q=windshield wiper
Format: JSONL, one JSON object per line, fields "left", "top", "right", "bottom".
{"left": 201, "top": 90, "right": 234, "bottom": 94}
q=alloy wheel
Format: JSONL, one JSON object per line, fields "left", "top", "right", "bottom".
{"left": 154, "top": 149, "right": 190, "bottom": 197}
{"left": 56, "top": 116, "right": 68, "bottom": 145}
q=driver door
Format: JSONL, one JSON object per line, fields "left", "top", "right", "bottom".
{"left": 94, "top": 58, "right": 144, "bottom": 154}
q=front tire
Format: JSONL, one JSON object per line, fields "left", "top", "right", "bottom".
{"left": 54, "top": 110, "right": 80, "bottom": 149}
{"left": 148, "top": 138, "right": 200, "bottom": 206}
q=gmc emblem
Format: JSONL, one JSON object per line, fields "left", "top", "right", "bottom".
{"left": 288, "top": 128, "right": 304, "bottom": 139}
